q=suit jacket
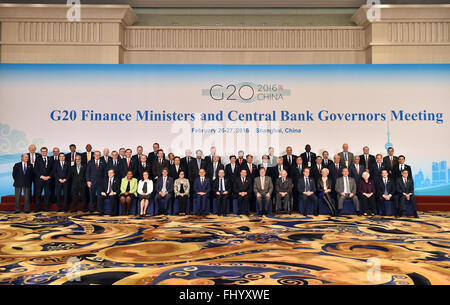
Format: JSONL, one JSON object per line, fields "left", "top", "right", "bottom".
{"left": 348, "top": 163, "right": 366, "bottom": 185}
{"left": 371, "top": 162, "right": 386, "bottom": 179}
{"left": 268, "top": 155, "right": 278, "bottom": 167}
{"left": 300, "top": 152, "right": 316, "bottom": 167}
{"left": 147, "top": 151, "right": 165, "bottom": 165}
{"left": 174, "top": 178, "right": 190, "bottom": 197}
{"left": 86, "top": 159, "right": 106, "bottom": 185}
{"left": 206, "top": 162, "right": 224, "bottom": 181}
{"left": 392, "top": 164, "right": 412, "bottom": 180}
{"left": 243, "top": 163, "right": 258, "bottom": 181}
{"left": 321, "top": 159, "right": 333, "bottom": 169}
{"left": 152, "top": 158, "right": 169, "bottom": 179}
{"left": 131, "top": 154, "right": 146, "bottom": 165}
{"left": 271, "top": 164, "right": 290, "bottom": 183}
{"left": 100, "top": 176, "right": 120, "bottom": 194}
{"left": 65, "top": 152, "right": 80, "bottom": 165}
{"left": 169, "top": 164, "right": 185, "bottom": 180}
{"left": 213, "top": 177, "right": 232, "bottom": 194}
{"left": 13, "top": 162, "right": 32, "bottom": 187}
{"left": 338, "top": 151, "right": 354, "bottom": 167}
{"left": 35, "top": 156, "right": 53, "bottom": 179}
{"left": 335, "top": 176, "right": 357, "bottom": 195}
{"left": 53, "top": 161, "right": 70, "bottom": 182}
{"left": 180, "top": 156, "right": 193, "bottom": 178}
{"left": 317, "top": 177, "right": 333, "bottom": 193}
{"left": 329, "top": 162, "right": 346, "bottom": 182}
{"left": 375, "top": 177, "right": 396, "bottom": 199}
{"left": 101, "top": 155, "right": 110, "bottom": 165}
{"left": 119, "top": 158, "right": 137, "bottom": 178}
{"left": 297, "top": 176, "right": 317, "bottom": 194}
{"left": 276, "top": 177, "right": 293, "bottom": 194}
{"left": 27, "top": 152, "right": 41, "bottom": 169}
{"left": 253, "top": 175, "right": 273, "bottom": 196}
{"left": 154, "top": 176, "right": 174, "bottom": 193}
{"left": 383, "top": 155, "right": 399, "bottom": 174}
{"left": 137, "top": 162, "right": 152, "bottom": 180}
{"left": 189, "top": 158, "right": 207, "bottom": 179}
{"left": 120, "top": 177, "right": 138, "bottom": 196}
{"left": 282, "top": 154, "right": 298, "bottom": 168}
{"left": 225, "top": 163, "right": 240, "bottom": 180}
{"left": 106, "top": 158, "right": 121, "bottom": 179}
{"left": 70, "top": 163, "right": 86, "bottom": 189}
{"left": 236, "top": 158, "right": 247, "bottom": 170}
{"left": 359, "top": 154, "right": 376, "bottom": 170}
{"left": 81, "top": 151, "right": 94, "bottom": 165}
{"left": 204, "top": 155, "right": 222, "bottom": 167}
{"left": 233, "top": 176, "right": 252, "bottom": 197}
{"left": 396, "top": 177, "right": 415, "bottom": 195}
{"left": 291, "top": 164, "right": 305, "bottom": 186}
{"left": 309, "top": 163, "right": 325, "bottom": 182}
{"left": 193, "top": 177, "right": 211, "bottom": 195}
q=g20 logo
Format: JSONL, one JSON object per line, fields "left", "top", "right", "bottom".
{"left": 209, "top": 82, "right": 256, "bottom": 103}
{"left": 203, "top": 82, "right": 290, "bottom": 103}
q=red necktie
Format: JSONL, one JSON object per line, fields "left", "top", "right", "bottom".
{"left": 96, "top": 161, "right": 99, "bottom": 169}
{"left": 357, "top": 166, "right": 359, "bottom": 174}
{"left": 249, "top": 165, "right": 252, "bottom": 173}
{"left": 127, "top": 159, "right": 130, "bottom": 167}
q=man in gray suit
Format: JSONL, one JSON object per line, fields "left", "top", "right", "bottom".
{"left": 253, "top": 167, "right": 273, "bottom": 215}
{"left": 275, "top": 170, "right": 293, "bottom": 213}
{"left": 335, "top": 168, "right": 360, "bottom": 216}
{"left": 338, "top": 143, "right": 354, "bottom": 168}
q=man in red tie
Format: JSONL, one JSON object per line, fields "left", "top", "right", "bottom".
{"left": 382, "top": 147, "right": 398, "bottom": 178}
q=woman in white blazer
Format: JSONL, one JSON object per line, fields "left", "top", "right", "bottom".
{"left": 138, "top": 171, "right": 153, "bottom": 216}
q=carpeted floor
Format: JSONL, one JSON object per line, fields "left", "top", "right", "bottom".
{"left": 0, "top": 211, "right": 449, "bottom": 285}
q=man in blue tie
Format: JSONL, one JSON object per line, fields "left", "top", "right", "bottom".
{"left": 12, "top": 154, "right": 32, "bottom": 213}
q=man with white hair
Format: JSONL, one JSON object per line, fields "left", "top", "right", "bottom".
{"left": 12, "top": 153, "right": 32, "bottom": 213}
{"left": 27, "top": 144, "right": 41, "bottom": 202}
{"left": 101, "top": 148, "right": 110, "bottom": 165}
{"left": 189, "top": 149, "right": 206, "bottom": 180}
{"left": 181, "top": 149, "right": 193, "bottom": 180}
{"left": 205, "top": 145, "right": 221, "bottom": 166}
{"left": 338, "top": 143, "right": 354, "bottom": 168}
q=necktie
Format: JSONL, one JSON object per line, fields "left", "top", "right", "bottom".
{"left": 31, "top": 154, "right": 34, "bottom": 164}
{"left": 261, "top": 177, "right": 265, "bottom": 190}
{"left": 336, "top": 164, "right": 339, "bottom": 171}
{"left": 318, "top": 164, "right": 321, "bottom": 172}
{"left": 356, "top": 165, "right": 359, "bottom": 174}
{"left": 77, "top": 164, "right": 80, "bottom": 174}
{"left": 242, "top": 178, "right": 245, "bottom": 184}
{"left": 96, "top": 161, "right": 99, "bottom": 169}
{"left": 279, "top": 166, "right": 281, "bottom": 173}
{"left": 344, "top": 152, "right": 348, "bottom": 161}
{"left": 305, "top": 178, "right": 310, "bottom": 192}
{"left": 298, "top": 165, "right": 301, "bottom": 174}
{"left": 401, "top": 165, "right": 404, "bottom": 171}
{"left": 282, "top": 178, "right": 285, "bottom": 183}
{"left": 143, "top": 181, "right": 147, "bottom": 193}
{"left": 201, "top": 177, "right": 204, "bottom": 185}
{"left": 404, "top": 178, "right": 407, "bottom": 186}
{"left": 72, "top": 153, "right": 74, "bottom": 162}
{"left": 288, "top": 155, "right": 291, "bottom": 164}
{"left": 108, "top": 178, "right": 112, "bottom": 194}
{"left": 390, "top": 156, "right": 393, "bottom": 168}
{"left": 114, "top": 160, "right": 117, "bottom": 167}
{"left": 87, "top": 153, "right": 91, "bottom": 162}
{"left": 249, "top": 165, "right": 252, "bottom": 173}
{"left": 307, "top": 153, "right": 310, "bottom": 161}
{"left": 61, "top": 162, "right": 64, "bottom": 170}
{"left": 23, "top": 163, "right": 26, "bottom": 174}
{"left": 378, "top": 163, "right": 381, "bottom": 170}
{"left": 365, "top": 155, "right": 369, "bottom": 168}
{"left": 219, "top": 178, "right": 223, "bottom": 192}
{"left": 159, "top": 159, "right": 162, "bottom": 164}
{"left": 345, "top": 177, "right": 350, "bottom": 193}
{"left": 384, "top": 179, "right": 388, "bottom": 194}
{"left": 127, "top": 159, "right": 130, "bottom": 167}
{"left": 44, "top": 158, "right": 47, "bottom": 168}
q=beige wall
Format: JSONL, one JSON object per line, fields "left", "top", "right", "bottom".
{"left": 0, "top": 4, "right": 449, "bottom": 64}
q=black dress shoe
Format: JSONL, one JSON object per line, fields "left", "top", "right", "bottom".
{"left": 336, "top": 210, "right": 342, "bottom": 217}
{"left": 303, "top": 213, "right": 307, "bottom": 217}
{"left": 13, "top": 211, "right": 20, "bottom": 214}
{"left": 414, "top": 212, "right": 419, "bottom": 218}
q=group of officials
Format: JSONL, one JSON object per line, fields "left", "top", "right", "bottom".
{"left": 12, "top": 142, "right": 418, "bottom": 218}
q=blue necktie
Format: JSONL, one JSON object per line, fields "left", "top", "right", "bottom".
{"left": 23, "top": 164, "right": 26, "bottom": 174}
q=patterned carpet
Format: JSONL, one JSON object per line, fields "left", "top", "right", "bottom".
{"left": 0, "top": 211, "right": 449, "bottom": 285}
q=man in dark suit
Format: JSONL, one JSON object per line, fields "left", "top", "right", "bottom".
{"left": 27, "top": 144, "right": 41, "bottom": 203}
{"left": 393, "top": 155, "right": 412, "bottom": 180}
{"left": 213, "top": 169, "right": 231, "bottom": 216}
{"left": 86, "top": 151, "right": 106, "bottom": 213}
{"left": 233, "top": 169, "right": 252, "bottom": 216}
{"left": 154, "top": 168, "right": 174, "bottom": 215}
{"left": 395, "top": 169, "right": 418, "bottom": 218}
{"left": 272, "top": 156, "right": 289, "bottom": 186}
{"left": 193, "top": 168, "right": 211, "bottom": 216}
{"left": 225, "top": 155, "right": 239, "bottom": 181}
{"left": 297, "top": 168, "right": 319, "bottom": 216}
{"left": 137, "top": 154, "right": 151, "bottom": 180}
{"left": 49, "top": 147, "right": 61, "bottom": 204}
{"left": 35, "top": 147, "right": 53, "bottom": 212}
{"left": 330, "top": 155, "right": 345, "bottom": 182}
{"left": 383, "top": 147, "right": 398, "bottom": 178}
{"left": 131, "top": 145, "right": 145, "bottom": 165}
{"left": 13, "top": 153, "right": 32, "bottom": 213}
{"left": 190, "top": 150, "right": 207, "bottom": 180}
{"left": 204, "top": 146, "right": 222, "bottom": 167}
{"left": 65, "top": 144, "right": 79, "bottom": 166}
{"left": 348, "top": 155, "right": 365, "bottom": 186}
{"left": 243, "top": 155, "right": 258, "bottom": 181}
{"left": 309, "top": 156, "right": 324, "bottom": 182}
{"left": 147, "top": 143, "right": 164, "bottom": 167}
{"left": 180, "top": 149, "right": 193, "bottom": 180}
{"left": 282, "top": 146, "right": 297, "bottom": 168}
{"left": 206, "top": 155, "right": 224, "bottom": 182}
{"left": 106, "top": 151, "right": 121, "bottom": 179}
{"left": 275, "top": 170, "right": 293, "bottom": 213}
{"left": 300, "top": 144, "right": 316, "bottom": 168}
{"left": 236, "top": 150, "right": 247, "bottom": 170}
{"left": 359, "top": 146, "right": 376, "bottom": 171}
{"left": 70, "top": 155, "right": 87, "bottom": 212}
{"left": 120, "top": 148, "right": 137, "bottom": 178}
{"left": 98, "top": 169, "right": 120, "bottom": 216}
{"left": 321, "top": 151, "right": 332, "bottom": 169}
{"left": 169, "top": 156, "right": 185, "bottom": 180}
{"left": 81, "top": 144, "right": 94, "bottom": 165}
{"left": 376, "top": 169, "right": 397, "bottom": 216}
{"left": 151, "top": 149, "right": 169, "bottom": 180}
{"left": 291, "top": 157, "right": 305, "bottom": 205}
{"left": 53, "top": 153, "right": 70, "bottom": 212}
{"left": 371, "top": 154, "right": 386, "bottom": 180}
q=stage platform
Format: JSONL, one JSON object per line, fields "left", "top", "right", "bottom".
{"left": 0, "top": 211, "right": 448, "bottom": 285}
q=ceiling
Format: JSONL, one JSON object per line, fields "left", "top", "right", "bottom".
{"left": 1, "top": 0, "right": 449, "bottom": 8}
